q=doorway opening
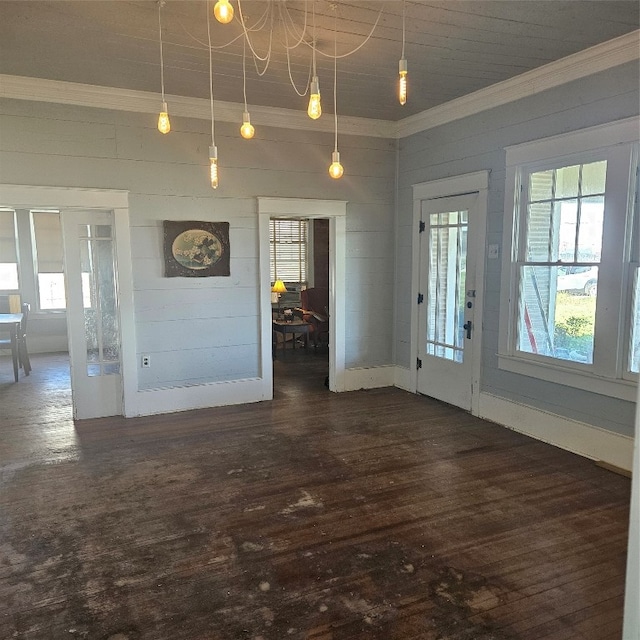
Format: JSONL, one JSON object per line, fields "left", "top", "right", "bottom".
{"left": 0, "top": 184, "right": 136, "bottom": 420}
{"left": 257, "top": 197, "right": 347, "bottom": 397}
{"left": 270, "top": 217, "right": 330, "bottom": 396}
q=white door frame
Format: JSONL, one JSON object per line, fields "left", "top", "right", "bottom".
{"left": 258, "top": 197, "right": 347, "bottom": 394}
{"left": 410, "top": 171, "right": 489, "bottom": 414}
{"left": 0, "top": 184, "right": 136, "bottom": 417}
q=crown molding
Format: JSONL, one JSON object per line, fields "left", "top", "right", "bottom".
{"left": 0, "top": 74, "right": 395, "bottom": 139}
{"left": 394, "top": 30, "right": 640, "bottom": 139}
{"left": 0, "top": 31, "right": 637, "bottom": 141}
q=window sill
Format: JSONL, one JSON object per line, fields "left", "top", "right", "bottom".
{"left": 497, "top": 354, "right": 637, "bottom": 402}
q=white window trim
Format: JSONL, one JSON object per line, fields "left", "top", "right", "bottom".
{"left": 498, "top": 117, "right": 639, "bottom": 402}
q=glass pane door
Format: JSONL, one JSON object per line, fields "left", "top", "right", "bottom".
{"left": 426, "top": 210, "right": 468, "bottom": 363}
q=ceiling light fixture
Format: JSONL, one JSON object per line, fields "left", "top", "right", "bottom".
{"left": 240, "top": 38, "right": 255, "bottom": 139}
{"left": 307, "top": 3, "right": 321, "bottom": 120}
{"left": 328, "top": 9, "right": 343, "bottom": 180}
{"left": 157, "top": 0, "right": 170, "bottom": 134}
{"left": 399, "top": 0, "right": 407, "bottom": 106}
{"left": 207, "top": 1, "right": 218, "bottom": 188}
{"left": 214, "top": 0, "right": 234, "bottom": 25}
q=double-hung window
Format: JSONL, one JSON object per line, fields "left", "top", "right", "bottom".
{"left": 269, "top": 219, "right": 308, "bottom": 284}
{"left": 0, "top": 208, "right": 67, "bottom": 312}
{"left": 499, "top": 118, "right": 639, "bottom": 401}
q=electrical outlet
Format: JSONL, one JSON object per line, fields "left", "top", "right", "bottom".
{"left": 141, "top": 355, "right": 151, "bottom": 368}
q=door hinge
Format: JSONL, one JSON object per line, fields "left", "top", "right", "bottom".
{"left": 419, "top": 220, "right": 426, "bottom": 233}
{"left": 417, "top": 293, "right": 424, "bottom": 304}
{"left": 416, "top": 357, "right": 422, "bottom": 370}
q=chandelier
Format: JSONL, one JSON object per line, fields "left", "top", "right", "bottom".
{"left": 157, "top": 0, "right": 408, "bottom": 187}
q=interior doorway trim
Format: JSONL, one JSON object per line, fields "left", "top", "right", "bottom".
{"left": 258, "top": 197, "right": 347, "bottom": 395}
{"left": 410, "top": 171, "right": 489, "bottom": 414}
{"left": 0, "top": 183, "right": 136, "bottom": 417}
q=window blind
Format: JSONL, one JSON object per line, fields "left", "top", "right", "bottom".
{"left": 33, "top": 211, "right": 64, "bottom": 273}
{"left": 0, "top": 210, "right": 17, "bottom": 262}
{"left": 270, "top": 219, "right": 308, "bottom": 283}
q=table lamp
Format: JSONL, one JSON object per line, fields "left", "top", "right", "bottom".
{"left": 271, "top": 280, "right": 287, "bottom": 319}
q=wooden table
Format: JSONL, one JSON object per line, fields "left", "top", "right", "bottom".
{"left": 272, "top": 319, "right": 311, "bottom": 354}
{"left": 0, "top": 313, "right": 23, "bottom": 382}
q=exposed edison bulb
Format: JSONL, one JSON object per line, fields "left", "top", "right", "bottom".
{"left": 240, "top": 111, "right": 255, "bottom": 139}
{"left": 157, "top": 101, "right": 171, "bottom": 134}
{"left": 399, "top": 58, "right": 408, "bottom": 106}
{"left": 214, "top": 0, "right": 234, "bottom": 24}
{"left": 209, "top": 145, "right": 219, "bottom": 189}
{"left": 329, "top": 150, "right": 344, "bottom": 179}
{"left": 308, "top": 76, "right": 321, "bottom": 120}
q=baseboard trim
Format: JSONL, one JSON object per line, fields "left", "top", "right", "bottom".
{"left": 343, "top": 365, "right": 396, "bottom": 391}
{"left": 478, "top": 392, "right": 634, "bottom": 472}
{"left": 128, "top": 377, "right": 270, "bottom": 417}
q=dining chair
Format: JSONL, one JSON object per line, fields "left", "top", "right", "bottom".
{"left": 18, "top": 302, "right": 31, "bottom": 376}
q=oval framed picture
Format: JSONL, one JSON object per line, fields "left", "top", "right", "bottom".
{"left": 163, "top": 221, "right": 230, "bottom": 277}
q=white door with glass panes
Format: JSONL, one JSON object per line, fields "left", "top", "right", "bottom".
{"left": 417, "top": 194, "right": 479, "bottom": 410}
{"left": 62, "top": 209, "right": 123, "bottom": 419}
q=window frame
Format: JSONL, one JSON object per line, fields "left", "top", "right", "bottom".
{"left": 498, "top": 118, "right": 639, "bottom": 402}
{"left": 0, "top": 207, "right": 67, "bottom": 316}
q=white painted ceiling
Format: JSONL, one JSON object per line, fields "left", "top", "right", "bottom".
{"left": 1, "top": 1, "right": 638, "bottom": 121}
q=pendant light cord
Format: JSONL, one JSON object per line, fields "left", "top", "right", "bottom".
{"left": 206, "top": 0, "right": 215, "bottom": 146}
{"left": 158, "top": 0, "right": 166, "bottom": 102}
{"left": 333, "top": 10, "right": 338, "bottom": 153}
{"left": 242, "top": 36, "right": 248, "bottom": 111}
{"left": 401, "top": 0, "right": 406, "bottom": 59}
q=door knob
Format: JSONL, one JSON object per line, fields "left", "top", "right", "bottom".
{"left": 463, "top": 320, "right": 472, "bottom": 339}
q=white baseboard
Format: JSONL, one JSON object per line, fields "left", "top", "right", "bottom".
{"left": 478, "top": 392, "right": 634, "bottom": 472}
{"left": 393, "top": 366, "right": 413, "bottom": 392}
{"left": 343, "top": 365, "right": 396, "bottom": 391}
{"left": 127, "top": 377, "right": 271, "bottom": 417}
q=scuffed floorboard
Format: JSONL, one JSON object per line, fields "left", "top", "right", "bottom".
{"left": 0, "top": 352, "right": 630, "bottom": 639}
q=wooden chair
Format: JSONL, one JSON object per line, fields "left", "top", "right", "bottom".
{"left": 297, "top": 287, "right": 329, "bottom": 348}
{"left": 18, "top": 302, "right": 31, "bottom": 376}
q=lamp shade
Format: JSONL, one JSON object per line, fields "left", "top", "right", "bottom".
{"left": 272, "top": 280, "right": 287, "bottom": 293}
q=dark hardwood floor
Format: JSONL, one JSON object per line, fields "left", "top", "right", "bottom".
{"left": 0, "top": 351, "right": 631, "bottom": 639}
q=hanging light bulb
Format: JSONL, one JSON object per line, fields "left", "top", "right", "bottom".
{"left": 398, "top": 58, "right": 408, "bottom": 106}
{"left": 157, "top": 1, "right": 170, "bottom": 134}
{"left": 207, "top": 7, "right": 219, "bottom": 189}
{"left": 209, "top": 145, "right": 219, "bottom": 189}
{"left": 329, "top": 150, "right": 344, "bottom": 179}
{"left": 158, "top": 101, "right": 171, "bottom": 134}
{"left": 239, "top": 38, "right": 254, "bottom": 139}
{"left": 214, "top": 0, "right": 234, "bottom": 24}
{"left": 308, "top": 76, "right": 321, "bottom": 120}
{"left": 328, "top": 9, "right": 343, "bottom": 180}
{"left": 240, "top": 111, "right": 255, "bottom": 139}
{"left": 398, "top": 0, "right": 408, "bottom": 106}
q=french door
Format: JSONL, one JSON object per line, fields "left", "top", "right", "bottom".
{"left": 62, "top": 209, "right": 123, "bottom": 419}
{"left": 417, "top": 193, "right": 479, "bottom": 410}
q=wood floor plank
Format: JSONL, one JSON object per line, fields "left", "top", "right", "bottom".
{"left": 0, "top": 352, "right": 631, "bottom": 639}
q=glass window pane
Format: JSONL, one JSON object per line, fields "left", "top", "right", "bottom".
{"left": 555, "top": 164, "right": 580, "bottom": 199}
{"left": 526, "top": 202, "right": 552, "bottom": 261}
{"left": 38, "top": 273, "right": 66, "bottom": 309}
{"left": 0, "top": 263, "right": 19, "bottom": 289}
{"left": 426, "top": 214, "right": 467, "bottom": 364}
{"left": 581, "top": 161, "right": 607, "bottom": 196}
{"left": 529, "top": 170, "right": 554, "bottom": 202}
{"left": 577, "top": 196, "right": 604, "bottom": 262}
{"left": 558, "top": 200, "right": 577, "bottom": 261}
{"left": 518, "top": 266, "right": 596, "bottom": 364}
{"left": 630, "top": 267, "right": 640, "bottom": 374}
